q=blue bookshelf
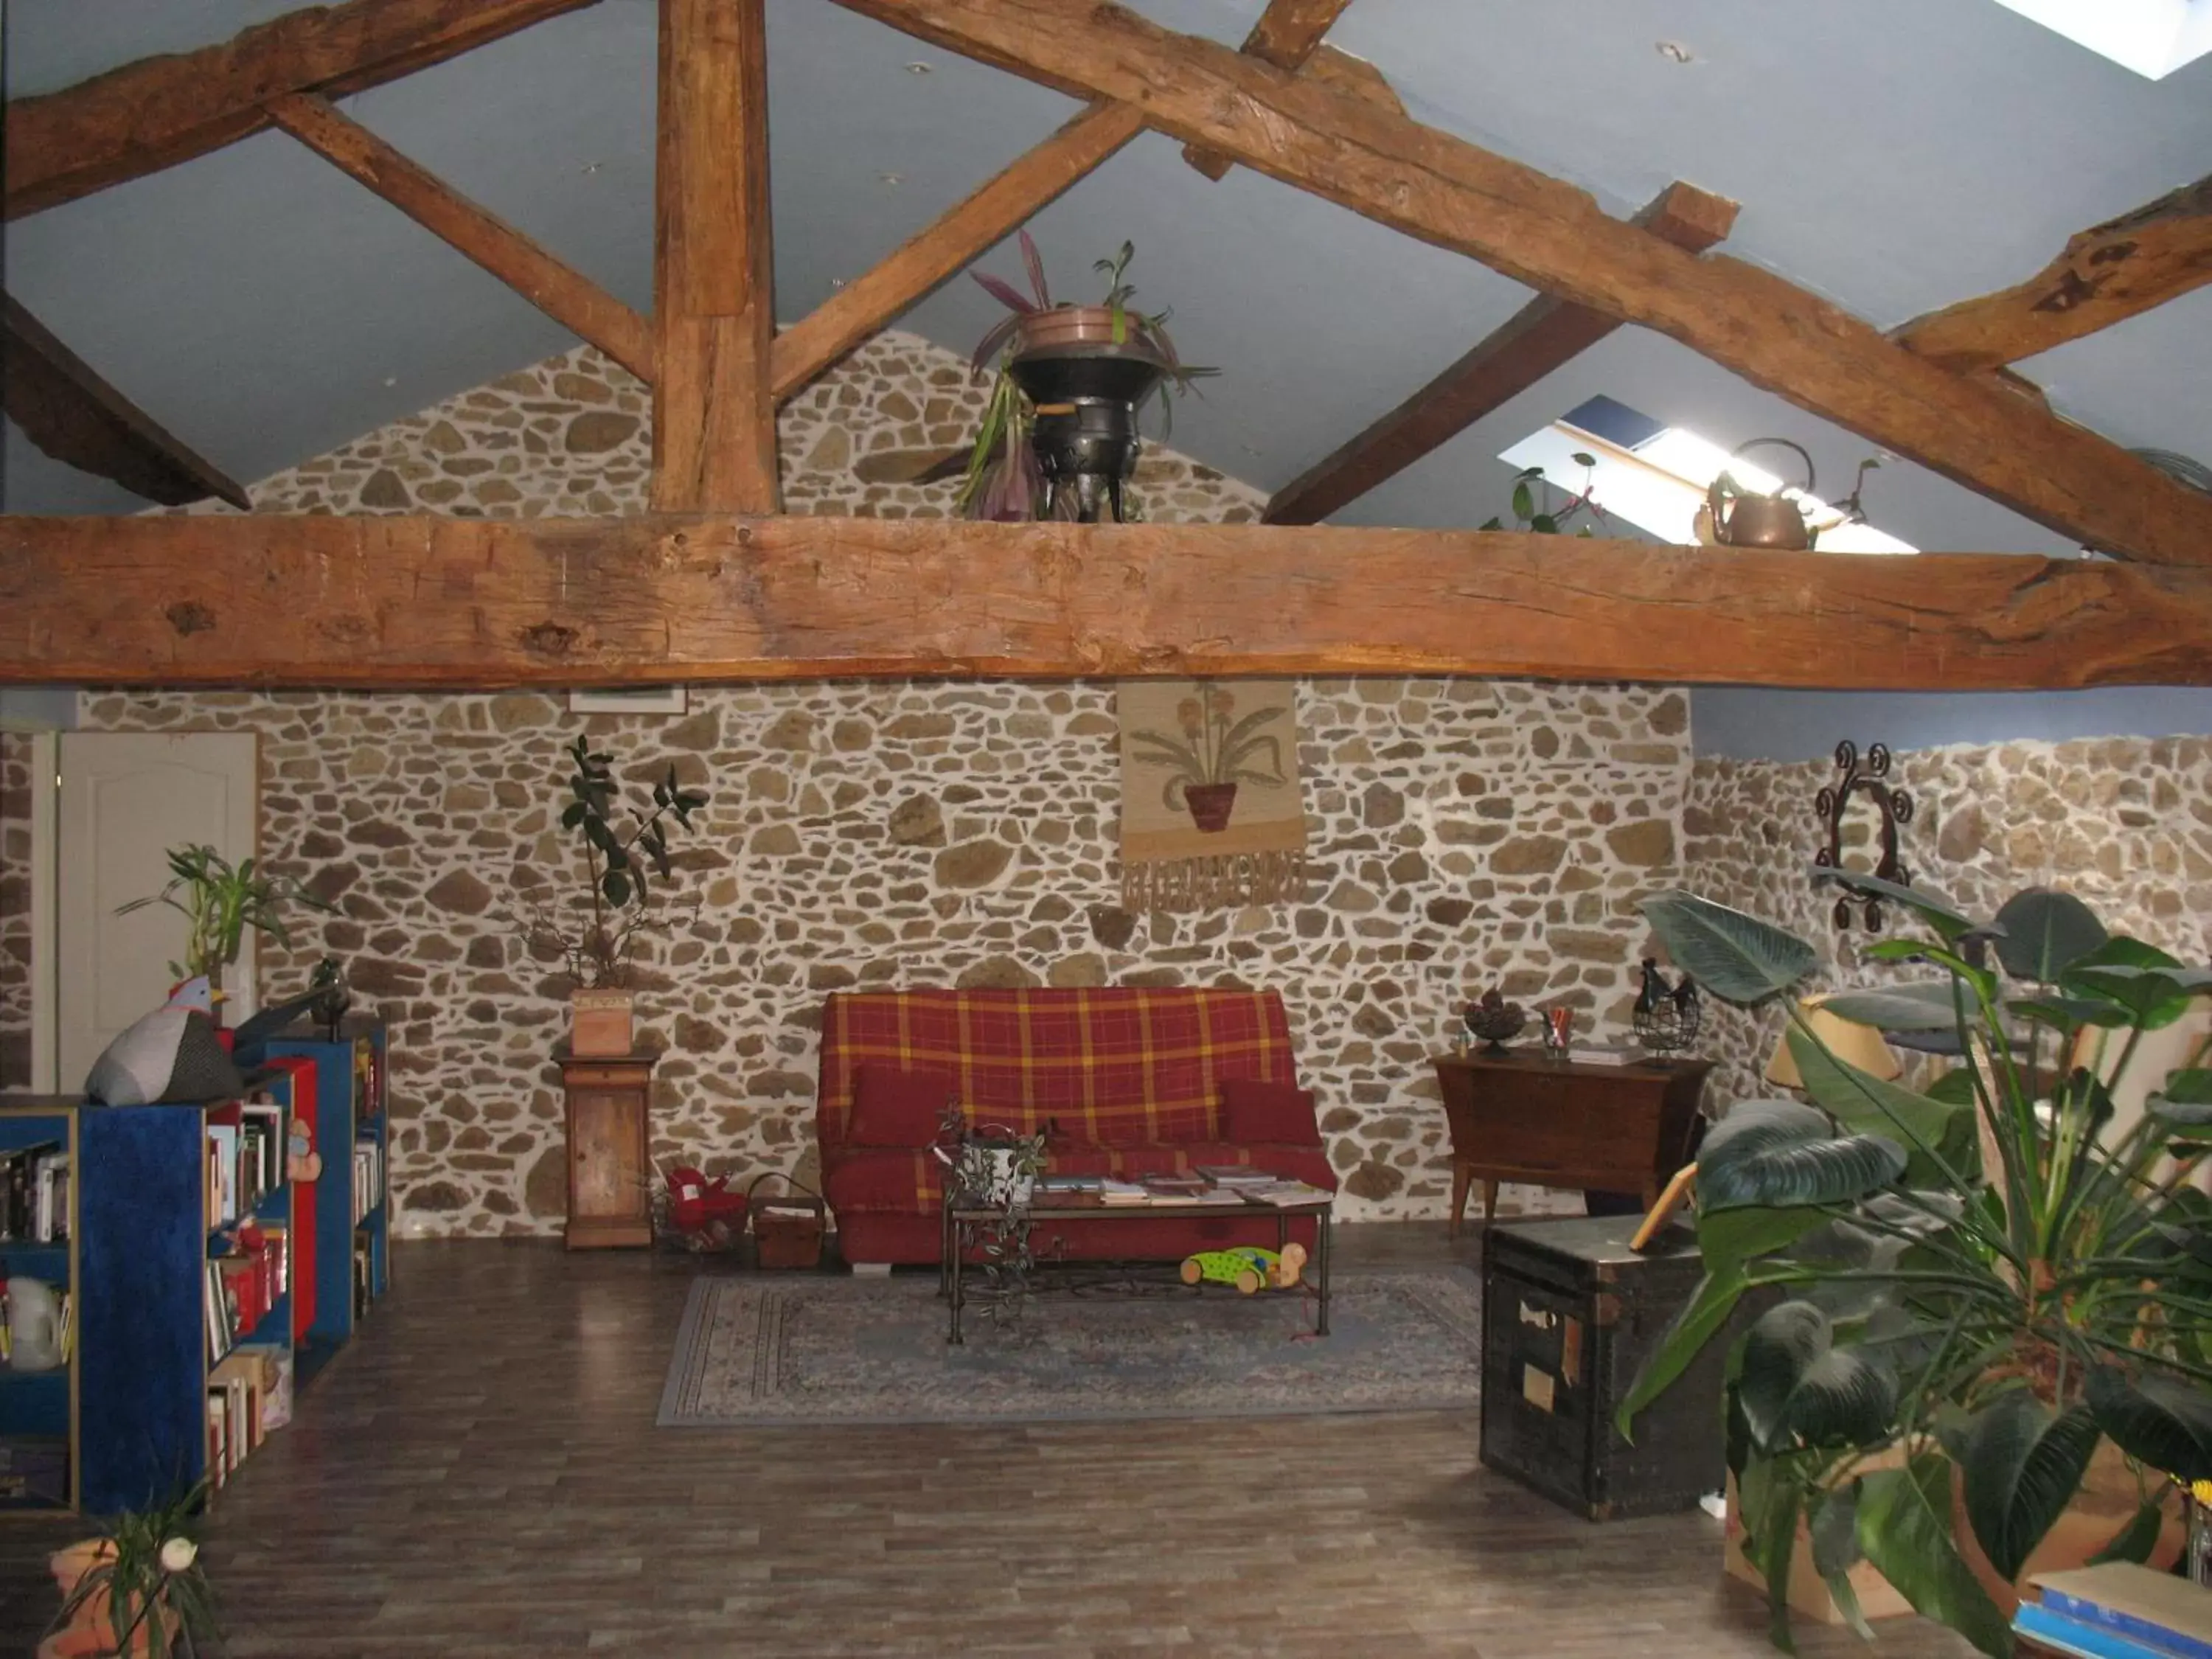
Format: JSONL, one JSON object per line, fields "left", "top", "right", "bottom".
{"left": 0, "top": 1102, "right": 75, "bottom": 1513}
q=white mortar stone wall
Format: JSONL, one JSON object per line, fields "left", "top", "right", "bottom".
{"left": 1683, "top": 736, "right": 2212, "bottom": 1113}
{"left": 46, "top": 331, "right": 1692, "bottom": 1235}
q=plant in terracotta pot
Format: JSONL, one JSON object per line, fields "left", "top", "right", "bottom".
{"left": 957, "top": 232, "right": 1214, "bottom": 524}
{"left": 1126, "top": 682, "right": 1288, "bottom": 835}
{"left": 116, "top": 844, "right": 334, "bottom": 1004}
{"left": 518, "top": 734, "right": 709, "bottom": 1056}
{"left": 1618, "top": 872, "right": 2212, "bottom": 1658}
{"left": 44, "top": 1486, "right": 217, "bottom": 1658}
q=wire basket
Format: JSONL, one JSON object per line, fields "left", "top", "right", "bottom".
{"left": 744, "top": 1172, "right": 826, "bottom": 1270}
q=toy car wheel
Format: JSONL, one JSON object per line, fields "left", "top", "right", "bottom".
{"left": 1180, "top": 1258, "right": 1204, "bottom": 1284}
{"left": 1236, "top": 1267, "right": 1262, "bottom": 1294}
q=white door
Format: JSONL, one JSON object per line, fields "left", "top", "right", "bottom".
{"left": 57, "top": 732, "right": 259, "bottom": 1089}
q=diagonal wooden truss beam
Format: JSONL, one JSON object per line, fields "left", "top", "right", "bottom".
{"left": 1265, "top": 182, "right": 1736, "bottom": 525}
{"left": 2, "top": 297, "right": 251, "bottom": 510}
{"left": 771, "top": 100, "right": 1144, "bottom": 400}
{"left": 826, "top": 0, "right": 2212, "bottom": 568}
{"left": 1181, "top": 0, "right": 1355, "bottom": 183}
{"left": 653, "top": 0, "right": 778, "bottom": 512}
{"left": 4, "top": 0, "right": 600, "bottom": 222}
{"left": 3, "top": 514, "right": 2208, "bottom": 692}
{"left": 268, "top": 94, "right": 655, "bottom": 384}
{"left": 1895, "top": 173, "right": 2212, "bottom": 372}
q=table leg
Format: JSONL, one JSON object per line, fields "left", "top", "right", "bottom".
{"left": 1481, "top": 1179, "right": 1500, "bottom": 1234}
{"left": 948, "top": 1220, "right": 966, "bottom": 1345}
{"left": 1315, "top": 1211, "right": 1332, "bottom": 1337}
{"left": 1449, "top": 1163, "right": 1471, "bottom": 1239}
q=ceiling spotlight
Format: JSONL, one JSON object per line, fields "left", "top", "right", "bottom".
{"left": 904, "top": 60, "right": 932, "bottom": 74}
{"left": 878, "top": 172, "right": 905, "bottom": 187}
{"left": 1655, "top": 40, "right": 1694, "bottom": 63}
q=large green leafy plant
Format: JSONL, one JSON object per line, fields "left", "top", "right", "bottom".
{"left": 1618, "top": 874, "right": 2212, "bottom": 1658}
{"left": 118, "top": 843, "right": 333, "bottom": 990}
{"left": 519, "top": 734, "right": 708, "bottom": 990}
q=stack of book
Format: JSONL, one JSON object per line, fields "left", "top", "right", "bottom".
{"left": 2017, "top": 1563, "right": 2211, "bottom": 1659}
{"left": 0, "top": 1141, "right": 68, "bottom": 1243}
{"left": 1243, "top": 1179, "right": 1335, "bottom": 1207}
{"left": 204, "top": 1223, "right": 288, "bottom": 1362}
{"left": 1195, "top": 1165, "right": 1273, "bottom": 1190}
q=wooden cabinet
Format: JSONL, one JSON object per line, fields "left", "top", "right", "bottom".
{"left": 1433, "top": 1050, "right": 1711, "bottom": 1234}
{"left": 557, "top": 1049, "right": 657, "bottom": 1249}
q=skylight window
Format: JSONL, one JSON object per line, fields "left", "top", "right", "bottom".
{"left": 1498, "top": 397, "right": 1917, "bottom": 555}
{"left": 1989, "top": 0, "right": 2212, "bottom": 80}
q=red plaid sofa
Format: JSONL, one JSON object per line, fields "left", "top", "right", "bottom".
{"left": 816, "top": 987, "right": 1338, "bottom": 1266}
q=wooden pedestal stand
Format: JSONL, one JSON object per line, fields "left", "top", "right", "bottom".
{"left": 556, "top": 1046, "right": 658, "bottom": 1249}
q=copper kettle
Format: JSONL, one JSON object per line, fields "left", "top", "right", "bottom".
{"left": 1703, "top": 438, "right": 1816, "bottom": 549}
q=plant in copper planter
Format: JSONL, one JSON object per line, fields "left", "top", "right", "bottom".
{"left": 1127, "top": 683, "right": 1288, "bottom": 835}
{"left": 957, "top": 232, "right": 1214, "bottom": 524}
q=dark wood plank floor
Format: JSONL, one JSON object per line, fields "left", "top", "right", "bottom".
{"left": 1, "top": 1226, "right": 1977, "bottom": 1658}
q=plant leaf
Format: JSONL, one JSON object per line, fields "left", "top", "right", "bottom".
{"left": 1809, "top": 1486, "right": 1875, "bottom": 1641}
{"left": 1785, "top": 1028, "right": 1966, "bottom": 1155}
{"left": 601, "top": 868, "right": 632, "bottom": 908}
{"left": 1615, "top": 1264, "right": 1749, "bottom": 1438}
{"left": 970, "top": 270, "right": 1039, "bottom": 315}
{"left": 1855, "top": 1457, "right": 2014, "bottom": 1659}
{"left": 2087, "top": 1498, "right": 2166, "bottom": 1565}
{"left": 1641, "top": 891, "right": 1819, "bottom": 1007}
{"left": 1991, "top": 888, "right": 2107, "bottom": 984}
{"left": 1697, "top": 1099, "right": 1907, "bottom": 1211}
{"left": 1818, "top": 981, "right": 1968, "bottom": 1032}
{"left": 2086, "top": 1364, "right": 2212, "bottom": 1484}
{"left": 1812, "top": 867, "right": 1980, "bottom": 941}
{"left": 1957, "top": 1393, "right": 2102, "bottom": 1581}
{"left": 1737, "top": 1301, "right": 1899, "bottom": 1453}
{"left": 1018, "top": 227, "right": 1051, "bottom": 309}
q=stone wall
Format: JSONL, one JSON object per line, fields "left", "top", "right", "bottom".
{"left": 0, "top": 734, "right": 29, "bottom": 1091}
{"left": 1683, "top": 736, "right": 2212, "bottom": 1110}
{"left": 38, "top": 330, "right": 1692, "bottom": 1236}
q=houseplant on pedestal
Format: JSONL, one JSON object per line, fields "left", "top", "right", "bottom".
{"left": 1619, "top": 873, "right": 2212, "bottom": 1658}
{"left": 117, "top": 844, "right": 333, "bottom": 1011}
{"left": 518, "top": 734, "right": 709, "bottom": 1056}
{"left": 957, "top": 232, "right": 1213, "bottom": 524}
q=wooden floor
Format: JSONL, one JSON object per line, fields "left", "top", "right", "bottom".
{"left": 1, "top": 1225, "right": 1978, "bottom": 1658}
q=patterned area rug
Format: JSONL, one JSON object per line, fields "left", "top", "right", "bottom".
{"left": 657, "top": 1265, "right": 1484, "bottom": 1427}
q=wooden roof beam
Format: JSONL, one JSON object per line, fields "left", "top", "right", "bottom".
{"left": 4, "top": 0, "right": 600, "bottom": 222}
{"left": 772, "top": 100, "right": 1145, "bottom": 401}
{"left": 825, "top": 0, "right": 2212, "bottom": 567}
{"left": 2, "top": 297, "right": 250, "bottom": 510}
{"left": 1896, "top": 173, "right": 2212, "bottom": 372}
{"left": 1182, "top": 0, "right": 1356, "bottom": 182}
{"left": 3, "top": 514, "right": 2208, "bottom": 692}
{"left": 268, "top": 94, "right": 655, "bottom": 384}
{"left": 653, "top": 0, "right": 778, "bottom": 512}
{"left": 1265, "top": 181, "right": 1736, "bottom": 526}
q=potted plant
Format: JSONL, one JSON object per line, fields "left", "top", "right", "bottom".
{"left": 518, "top": 734, "right": 709, "bottom": 1057}
{"left": 117, "top": 844, "right": 333, "bottom": 1006}
{"left": 1479, "top": 451, "right": 1607, "bottom": 535}
{"left": 44, "top": 1486, "right": 217, "bottom": 1657}
{"left": 1127, "top": 682, "right": 1289, "bottom": 834}
{"left": 957, "top": 232, "right": 1214, "bottom": 524}
{"left": 1618, "top": 872, "right": 2212, "bottom": 1658}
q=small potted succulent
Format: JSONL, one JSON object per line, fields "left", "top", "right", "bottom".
{"left": 958, "top": 232, "right": 1213, "bottom": 524}
{"left": 517, "top": 734, "right": 709, "bottom": 1056}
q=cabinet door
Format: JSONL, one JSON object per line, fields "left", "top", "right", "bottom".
{"left": 568, "top": 1087, "right": 645, "bottom": 1222}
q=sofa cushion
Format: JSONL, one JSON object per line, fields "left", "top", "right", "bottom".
{"left": 821, "top": 1147, "right": 942, "bottom": 1215}
{"left": 1220, "top": 1077, "right": 1323, "bottom": 1146}
{"left": 848, "top": 1062, "right": 956, "bottom": 1146}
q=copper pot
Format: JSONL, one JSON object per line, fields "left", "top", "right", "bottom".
{"left": 1706, "top": 437, "right": 1816, "bottom": 549}
{"left": 1011, "top": 305, "right": 1168, "bottom": 362}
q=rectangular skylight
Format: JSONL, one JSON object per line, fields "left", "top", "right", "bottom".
{"left": 1989, "top": 0, "right": 2212, "bottom": 80}
{"left": 1498, "top": 401, "right": 1917, "bottom": 555}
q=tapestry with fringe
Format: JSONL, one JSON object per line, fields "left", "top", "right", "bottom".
{"left": 1118, "top": 680, "right": 1308, "bottom": 913}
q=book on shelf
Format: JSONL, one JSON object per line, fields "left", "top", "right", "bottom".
{"left": 352, "top": 1137, "right": 385, "bottom": 1225}
{"left": 1, "top": 1141, "right": 66, "bottom": 1242}
{"left": 2029, "top": 1564, "right": 2212, "bottom": 1659}
{"left": 2015, "top": 1600, "right": 2184, "bottom": 1659}
{"left": 1565, "top": 1045, "right": 1641, "bottom": 1068}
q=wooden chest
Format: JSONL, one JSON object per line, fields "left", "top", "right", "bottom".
{"left": 1481, "top": 1215, "right": 1727, "bottom": 1520}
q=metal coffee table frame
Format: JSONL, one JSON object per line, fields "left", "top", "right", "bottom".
{"left": 939, "top": 1193, "right": 1332, "bottom": 1345}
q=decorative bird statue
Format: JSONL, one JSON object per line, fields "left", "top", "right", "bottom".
{"left": 83, "top": 976, "right": 248, "bottom": 1106}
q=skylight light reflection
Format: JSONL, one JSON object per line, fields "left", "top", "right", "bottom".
{"left": 1989, "top": 0, "right": 2212, "bottom": 80}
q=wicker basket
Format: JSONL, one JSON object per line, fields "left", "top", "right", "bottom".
{"left": 744, "top": 1172, "right": 825, "bottom": 1270}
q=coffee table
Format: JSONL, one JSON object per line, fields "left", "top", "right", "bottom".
{"left": 939, "top": 1193, "right": 1333, "bottom": 1345}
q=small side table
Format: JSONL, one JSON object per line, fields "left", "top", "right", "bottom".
{"left": 556, "top": 1046, "right": 658, "bottom": 1249}
{"left": 1433, "top": 1049, "right": 1711, "bottom": 1235}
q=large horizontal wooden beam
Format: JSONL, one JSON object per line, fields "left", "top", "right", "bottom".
{"left": 2, "top": 297, "right": 251, "bottom": 510}
{"left": 772, "top": 100, "right": 1144, "bottom": 400}
{"left": 4, "top": 0, "right": 598, "bottom": 221}
{"left": 2, "top": 514, "right": 2207, "bottom": 692}
{"left": 1896, "top": 173, "right": 2212, "bottom": 372}
{"left": 826, "top": 0, "right": 2212, "bottom": 568}
{"left": 1265, "top": 181, "right": 1736, "bottom": 526}
{"left": 268, "top": 94, "right": 655, "bottom": 383}
{"left": 1181, "top": 0, "right": 1354, "bottom": 183}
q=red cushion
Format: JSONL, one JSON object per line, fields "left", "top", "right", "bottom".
{"left": 847, "top": 1063, "right": 956, "bottom": 1146}
{"left": 1220, "top": 1078, "right": 1321, "bottom": 1146}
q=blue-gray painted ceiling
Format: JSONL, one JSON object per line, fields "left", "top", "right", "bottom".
{"left": 4, "top": 0, "right": 2209, "bottom": 562}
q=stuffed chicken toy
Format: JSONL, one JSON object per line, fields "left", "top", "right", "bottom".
{"left": 83, "top": 976, "right": 247, "bottom": 1106}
